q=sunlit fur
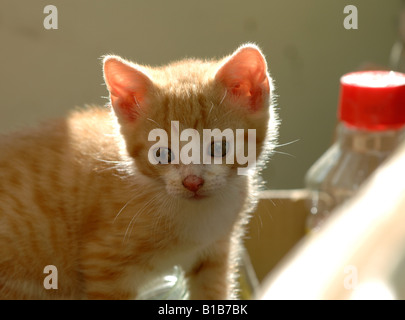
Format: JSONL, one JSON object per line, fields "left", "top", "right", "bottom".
{"left": 0, "top": 44, "right": 278, "bottom": 299}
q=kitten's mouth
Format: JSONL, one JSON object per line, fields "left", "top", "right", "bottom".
{"left": 191, "top": 193, "right": 207, "bottom": 200}
{"left": 181, "top": 191, "right": 207, "bottom": 201}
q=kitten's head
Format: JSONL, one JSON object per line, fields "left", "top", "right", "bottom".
{"left": 103, "top": 44, "right": 278, "bottom": 201}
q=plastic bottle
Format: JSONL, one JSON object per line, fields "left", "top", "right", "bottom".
{"left": 136, "top": 252, "right": 257, "bottom": 299}
{"left": 389, "top": 3, "right": 405, "bottom": 72}
{"left": 305, "top": 71, "right": 405, "bottom": 233}
{"left": 136, "top": 266, "right": 189, "bottom": 300}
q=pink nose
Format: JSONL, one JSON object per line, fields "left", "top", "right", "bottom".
{"left": 182, "top": 175, "right": 204, "bottom": 192}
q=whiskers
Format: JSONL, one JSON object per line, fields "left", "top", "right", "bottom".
{"left": 146, "top": 117, "right": 162, "bottom": 128}
{"left": 271, "top": 139, "right": 300, "bottom": 158}
{"left": 113, "top": 193, "right": 139, "bottom": 224}
{"left": 122, "top": 193, "right": 162, "bottom": 244}
{"left": 113, "top": 187, "right": 175, "bottom": 246}
{"left": 150, "top": 194, "right": 179, "bottom": 244}
{"left": 92, "top": 154, "right": 136, "bottom": 178}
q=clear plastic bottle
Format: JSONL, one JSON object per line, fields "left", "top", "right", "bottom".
{"left": 305, "top": 71, "right": 405, "bottom": 233}
{"left": 389, "top": 3, "right": 405, "bottom": 73}
{"left": 136, "top": 266, "right": 189, "bottom": 300}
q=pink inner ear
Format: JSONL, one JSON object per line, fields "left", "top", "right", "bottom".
{"left": 215, "top": 46, "right": 270, "bottom": 112}
{"left": 103, "top": 57, "right": 152, "bottom": 121}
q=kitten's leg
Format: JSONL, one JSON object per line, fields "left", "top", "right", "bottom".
{"left": 82, "top": 265, "right": 136, "bottom": 300}
{"left": 187, "top": 241, "right": 239, "bottom": 300}
{"left": 81, "top": 248, "right": 138, "bottom": 300}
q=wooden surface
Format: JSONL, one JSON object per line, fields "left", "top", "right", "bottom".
{"left": 244, "top": 190, "right": 309, "bottom": 282}
{"left": 257, "top": 142, "right": 405, "bottom": 300}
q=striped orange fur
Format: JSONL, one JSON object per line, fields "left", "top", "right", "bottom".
{"left": 0, "top": 44, "right": 278, "bottom": 299}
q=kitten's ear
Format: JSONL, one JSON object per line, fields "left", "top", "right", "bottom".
{"left": 215, "top": 44, "right": 271, "bottom": 112}
{"left": 103, "top": 56, "right": 153, "bottom": 121}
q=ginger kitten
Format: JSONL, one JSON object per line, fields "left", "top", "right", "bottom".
{"left": 0, "top": 44, "right": 278, "bottom": 299}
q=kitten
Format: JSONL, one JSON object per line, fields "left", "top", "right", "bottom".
{"left": 0, "top": 44, "right": 278, "bottom": 299}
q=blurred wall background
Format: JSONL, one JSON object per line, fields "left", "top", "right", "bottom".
{"left": 0, "top": 0, "right": 401, "bottom": 189}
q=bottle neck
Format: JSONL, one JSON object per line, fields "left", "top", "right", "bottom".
{"left": 336, "top": 122, "right": 405, "bottom": 155}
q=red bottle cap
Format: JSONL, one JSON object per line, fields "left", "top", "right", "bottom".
{"left": 338, "top": 71, "right": 405, "bottom": 131}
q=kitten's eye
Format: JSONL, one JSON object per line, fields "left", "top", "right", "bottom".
{"left": 209, "top": 140, "right": 229, "bottom": 158}
{"left": 154, "top": 147, "right": 174, "bottom": 164}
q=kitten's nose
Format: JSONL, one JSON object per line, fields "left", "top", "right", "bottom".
{"left": 182, "top": 175, "right": 204, "bottom": 192}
